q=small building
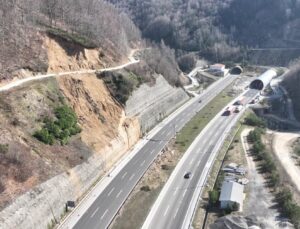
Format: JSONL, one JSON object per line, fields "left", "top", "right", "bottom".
{"left": 208, "top": 64, "right": 229, "bottom": 77}
{"left": 219, "top": 181, "right": 244, "bottom": 211}
{"left": 210, "top": 64, "right": 226, "bottom": 71}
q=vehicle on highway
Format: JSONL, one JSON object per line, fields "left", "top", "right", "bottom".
{"left": 198, "top": 100, "right": 202, "bottom": 103}
{"left": 234, "top": 96, "right": 246, "bottom": 106}
{"left": 235, "top": 105, "right": 243, "bottom": 113}
{"left": 184, "top": 172, "right": 192, "bottom": 179}
{"left": 222, "top": 106, "right": 235, "bottom": 116}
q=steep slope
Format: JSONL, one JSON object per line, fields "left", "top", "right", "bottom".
{"left": 0, "top": 0, "right": 140, "bottom": 81}
{"left": 282, "top": 64, "right": 300, "bottom": 121}
{"left": 109, "top": 0, "right": 300, "bottom": 65}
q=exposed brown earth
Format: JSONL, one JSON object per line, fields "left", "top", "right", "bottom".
{"left": 0, "top": 35, "right": 141, "bottom": 211}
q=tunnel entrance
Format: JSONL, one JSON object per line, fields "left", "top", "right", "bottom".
{"left": 230, "top": 66, "right": 243, "bottom": 75}
{"left": 250, "top": 79, "right": 264, "bottom": 90}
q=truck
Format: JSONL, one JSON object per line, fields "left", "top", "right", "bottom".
{"left": 222, "top": 106, "right": 235, "bottom": 116}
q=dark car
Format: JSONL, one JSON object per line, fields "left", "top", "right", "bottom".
{"left": 198, "top": 100, "right": 202, "bottom": 103}
{"left": 184, "top": 172, "right": 192, "bottom": 179}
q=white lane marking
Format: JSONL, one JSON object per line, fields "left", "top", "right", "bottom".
{"left": 140, "top": 160, "right": 145, "bottom": 167}
{"left": 173, "top": 207, "right": 179, "bottom": 219}
{"left": 183, "top": 189, "right": 187, "bottom": 197}
{"left": 100, "top": 209, "right": 108, "bottom": 220}
{"left": 167, "top": 131, "right": 172, "bottom": 137}
{"left": 121, "top": 172, "right": 128, "bottom": 180}
{"left": 161, "top": 129, "right": 166, "bottom": 135}
{"left": 164, "top": 205, "right": 170, "bottom": 216}
{"left": 116, "top": 190, "right": 123, "bottom": 198}
{"left": 189, "top": 158, "right": 195, "bottom": 166}
{"left": 173, "top": 188, "right": 178, "bottom": 196}
{"left": 107, "top": 187, "right": 115, "bottom": 197}
{"left": 129, "top": 174, "right": 135, "bottom": 181}
{"left": 197, "top": 160, "right": 201, "bottom": 167}
{"left": 91, "top": 207, "right": 99, "bottom": 218}
{"left": 150, "top": 149, "right": 155, "bottom": 155}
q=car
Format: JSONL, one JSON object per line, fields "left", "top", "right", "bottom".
{"left": 198, "top": 100, "right": 202, "bottom": 103}
{"left": 184, "top": 172, "right": 192, "bottom": 179}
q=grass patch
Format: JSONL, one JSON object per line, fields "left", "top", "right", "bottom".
{"left": 175, "top": 85, "right": 235, "bottom": 152}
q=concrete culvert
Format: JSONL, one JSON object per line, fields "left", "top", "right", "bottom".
{"left": 230, "top": 66, "right": 243, "bottom": 75}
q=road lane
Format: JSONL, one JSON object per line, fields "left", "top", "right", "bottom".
{"left": 142, "top": 89, "right": 259, "bottom": 229}
{"left": 68, "top": 75, "right": 238, "bottom": 229}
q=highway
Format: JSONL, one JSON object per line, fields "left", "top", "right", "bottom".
{"left": 69, "top": 75, "right": 238, "bottom": 229}
{"left": 142, "top": 89, "right": 259, "bottom": 229}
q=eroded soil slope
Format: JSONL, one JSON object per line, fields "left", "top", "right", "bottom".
{"left": 0, "top": 35, "right": 141, "bottom": 210}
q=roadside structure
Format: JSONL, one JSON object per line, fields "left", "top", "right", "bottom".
{"left": 219, "top": 181, "right": 244, "bottom": 211}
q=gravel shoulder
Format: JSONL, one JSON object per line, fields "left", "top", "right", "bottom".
{"left": 241, "top": 128, "right": 291, "bottom": 229}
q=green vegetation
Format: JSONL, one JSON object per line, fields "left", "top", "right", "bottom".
{"left": 208, "top": 190, "right": 219, "bottom": 206}
{"left": 34, "top": 105, "right": 81, "bottom": 145}
{"left": 101, "top": 71, "right": 142, "bottom": 105}
{"left": 175, "top": 85, "right": 235, "bottom": 152}
{"left": 0, "top": 144, "right": 8, "bottom": 154}
{"left": 247, "top": 116, "right": 300, "bottom": 227}
{"left": 277, "top": 188, "right": 300, "bottom": 228}
{"left": 244, "top": 113, "right": 266, "bottom": 127}
{"left": 46, "top": 26, "right": 97, "bottom": 49}
{"left": 293, "top": 146, "right": 300, "bottom": 157}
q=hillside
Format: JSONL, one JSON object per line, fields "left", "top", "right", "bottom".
{"left": 109, "top": 0, "right": 300, "bottom": 65}
{"left": 0, "top": 0, "right": 140, "bottom": 81}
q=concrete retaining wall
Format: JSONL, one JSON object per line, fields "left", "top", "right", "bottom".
{"left": 125, "top": 74, "right": 189, "bottom": 133}
{"left": 0, "top": 134, "right": 133, "bottom": 229}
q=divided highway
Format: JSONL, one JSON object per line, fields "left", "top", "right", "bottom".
{"left": 66, "top": 75, "right": 237, "bottom": 229}
{"left": 142, "top": 89, "right": 259, "bottom": 229}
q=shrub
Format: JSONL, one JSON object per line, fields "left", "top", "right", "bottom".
{"left": 34, "top": 129, "right": 54, "bottom": 145}
{"left": 244, "top": 113, "right": 266, "bottom": 127}
{"left": 140, "top": 185, "right": 151, "bottom": 192}
{"left": 0, "top": 144, "right": 8, "bottom": 154}
{"left": 33, "top": 105, "right": 81, "bottom": 145}
{"left": 209, "top": 190, "right": 219, "bottom": 206}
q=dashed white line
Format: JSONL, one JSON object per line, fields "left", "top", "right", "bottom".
{"left": 90, "top": 207, "right": 99, "bottom": 218}
{"left": 121, "top": 172, "right": 128, "bottom": 180}
{"left": 161, "top": 129, "right": 166, "bottom": 135}
{"left": 173, "top": 207, "right": 179, "bottom": 219}
{"left": 173, "top": 188, "right": 178, "bottom": 196}
{"left": 189, "top": 158, "right": 195, "bottom": 166}
{"left": 197, "top": 160, "right": 201, "bottom": 167}
{"left": 140, "top": 160, "right": 145, "bottom": 167}
{"left": 182, "top": 189, "right": 187, "bottom": 197}
{"left": 129, "top": 174, "right": 135, "bottom": 181}
{"left": 100, "top": 209, "right": 108, "bottom": 220}
{"left": 116, "top": 190, "right": 123, "bottom": 198}
{"left": 150, "top": 149, "right": 155, "bottom": 155}
{"left": 164, "top": 205, "right": 170, "bottom": 216}
{"left": 107, "top": 187, "right": 115, "bottom": 197}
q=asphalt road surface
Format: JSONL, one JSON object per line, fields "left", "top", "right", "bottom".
{"left": 73, "top": 75, "right": 238, "bottom": 229}
{"left": 142, "top": 89, "right": 259, "bottom": 229}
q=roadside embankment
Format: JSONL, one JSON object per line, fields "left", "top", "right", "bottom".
{"left": 125, "top": 74, "right": 189, "bottom": 134}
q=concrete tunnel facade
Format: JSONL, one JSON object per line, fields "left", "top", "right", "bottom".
{"left": 250, "top": 69, "right": 277, "bottom": 90}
